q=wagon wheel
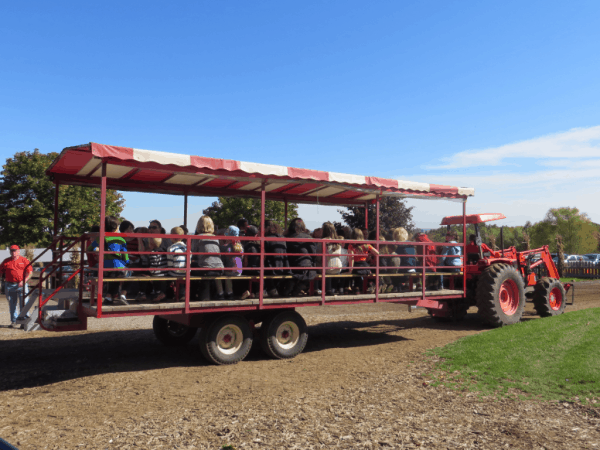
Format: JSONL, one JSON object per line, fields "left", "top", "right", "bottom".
{"left": 532, "top": 277, "right": 566, "bottom": 317}
{"left": 199, "top": 315, "right": 253, "bottom": 365}
{"left": 153, "top": 316, "right": 197, "bottom": 346}
{"left": 260, "top": 310, "right": 308, "bottom": 359}
{"left": 476, "top": 263, "right": 525, "bottom": 327}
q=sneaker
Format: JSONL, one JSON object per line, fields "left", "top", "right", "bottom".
{"left": 268, "top": 288, "right": 279, "bottom": 297}
{"left": 150, "top": 292, "right": 166, "bottom": 303}
{"left": 385, "top": 284, "right": 395, "bottom": 293}
{"left": 215, "top": 292, "right": 225, "bottom": 300}
{"left": 225, "top": 292, "right": 235, "bottom": 300}
{"left": 135, "top": 293, "right": 147, "bottom": 302}
{"left": 10, "top": 323, "right": 19, "bottom": 329}
{"left": 114, "top": 296, "right": 130, "bottom": 306}
{"left": 240, "top": 290, "right": 251, "bottom": 300}
{"left": 103, "top": 296, "right": 113, "bottom": 304}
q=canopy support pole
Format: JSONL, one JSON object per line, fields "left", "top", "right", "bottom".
{"left": 98, "top": 162, "right": 107, "bottom": 315}
{"left": 259, "top": 185, "right": 266, "bottom": 309}
{"left": 463, "top": 200, "right": 467, "bottom": 294}
{"left": 53, "top": 183, "right": 59, "bottom": 236}
{"left": 284, "top": 199, "right": 288, "bottom": 228}
{"left": 375, "top": 195, "right": 380, "bottom": 302}
{"left": 184, "top": 193, "right": 188, "bottom": 229}
{"left": 364, "top": 202, "right": 369, "bottom": 235}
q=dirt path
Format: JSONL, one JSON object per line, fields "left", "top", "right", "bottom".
{"left": 1, "top": 283, "right": 599, "bottom": 449}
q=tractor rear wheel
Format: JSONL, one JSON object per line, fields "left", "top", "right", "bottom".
{"left": 533, "top": 278, "right": 566, "bottom": 317}
{"left": 476, "top": 263, "right": 525, "bottom": 327}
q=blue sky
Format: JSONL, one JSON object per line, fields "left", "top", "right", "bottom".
{"left": 2, "top": 1, "right": 599, "bottom": 231}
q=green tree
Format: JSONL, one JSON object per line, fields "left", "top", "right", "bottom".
{"left": 0, "top": 149, "right": 125, "bottom": 247}
{"left": 339, "top": 197, "right": 415, "bottom": 234}
{"left": 529, "top": 207, "right": 591, "bottom": 254}
{"left": 202, "top": 197, "right": 298, "bottom": 231}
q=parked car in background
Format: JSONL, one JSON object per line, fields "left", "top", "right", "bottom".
{"left": 564, "top": 255, "right": 590, "bottom": 264}
{"left": 584, "top": 254, "right": 600, "bottom": 265}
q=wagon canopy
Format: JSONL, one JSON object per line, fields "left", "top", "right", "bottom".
{"left": 441, "top": 213, "right": 505, "bottom": 225}
{"left": 46, "top": 143, "right": 474, "bottom": 206}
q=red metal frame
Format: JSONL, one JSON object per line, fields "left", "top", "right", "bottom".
{"left": 37, "top": 147, "right": 474, "bottom": 331}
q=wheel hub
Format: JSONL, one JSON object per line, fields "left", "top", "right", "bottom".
{"left": 549, "top": 287, "right": 563, "bottom": 310}
{"left": 499, "top": 279, "right": 519, "bottom": 315}
{"left": 276, "top": 321, "right": 299, "bottom": 350}
{"left": 216, "top": 325, "right": 243, "bottom": 355}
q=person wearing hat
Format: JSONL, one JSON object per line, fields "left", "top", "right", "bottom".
{"left": 0, "top": 245, "right": 33, "bottom": 329}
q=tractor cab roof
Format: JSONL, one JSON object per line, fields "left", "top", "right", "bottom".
{"left": 441, "top": 213, "right": 506, "bottom": 226}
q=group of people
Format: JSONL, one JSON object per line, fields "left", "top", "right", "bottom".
{"left": 87, "top": 215, "right": 463, "bottom": 305}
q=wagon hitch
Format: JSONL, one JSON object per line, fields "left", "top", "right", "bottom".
{"left": 563, "top": 283, "right": 574, "bottom": 305}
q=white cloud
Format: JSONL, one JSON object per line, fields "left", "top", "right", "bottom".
{"left": 428, "top": 125, "right": 600, "bottom": 169}
{"left": 405, "top": 126, "right": 600, "bottom": 227}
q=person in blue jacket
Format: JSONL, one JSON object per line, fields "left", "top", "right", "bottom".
{"left": 440, "top": 231, "right": 462, "bottom": 289}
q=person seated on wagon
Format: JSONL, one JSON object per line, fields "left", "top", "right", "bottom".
{"left": 237, "top": 217, "right": 249, "bottom": 236}
{"left": 240, "top": 225, "right": 260, "bottom": 300}
{"left": 440, "top": 231, "right": 462, "bottom": 288}
{"left": 219, "top": 225, "right": 243, "bottom": 300}
{"left": 348, "top": 228, "right": 379, "bottom": 294}
{"left": 136, "top": 237, "right": 169, "bottom": 303}
{"left": 415, "top": 232, "right": 438, "bottom": 290}
{"left": 394, "top": 227, "right": 416, "bottom": 291}
{"left": 86, "top": 225, "right": 101, "bottom": 270}
{"left": 322, "top": 222, "right": 343, "bottom": 296}
{"left": 264, "top": 220, "right": 290, "bottom": 297}
{"left": 377, "top": 235, "right": 396, "bottom": 294}
{"left": 285, "top": 218, "right": 317, "bottom": 296}
{"left": 102, "top": 216, "right": 130, "bottom": 305}
{"left": 337, "top": 226, "right": 353, "bottom": 294}
{"left": 191, "top": 215, "right": 224, "bottom": 301}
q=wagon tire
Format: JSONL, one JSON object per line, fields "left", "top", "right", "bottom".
{"left": 153, "top": 316, "right": 197, "bottom": 346}
{"left": 260, "top": 311, "right": 308, "bottom": 359}
{"left": 199, "top": 315, "right": 253, "bottom": 365}
{"left": 533, "top": 277, "right": 566, "bottom": 317}
{"left": 476, "top": 263, "right": 525, "bottom": 327}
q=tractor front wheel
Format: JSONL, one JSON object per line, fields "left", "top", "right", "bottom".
{"left": 533, "top": 278, "right": 566, "bottom": 317}
{"left": 476, "top": 263, "right": 525, "bottom": 327}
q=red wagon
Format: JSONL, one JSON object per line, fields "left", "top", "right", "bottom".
{"left": 21, "top": 142, "right": 561, "bottom": 365}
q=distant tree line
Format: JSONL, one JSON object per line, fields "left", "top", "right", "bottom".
{"left": 427, "top": 207, "right": 600, "bottom": 255}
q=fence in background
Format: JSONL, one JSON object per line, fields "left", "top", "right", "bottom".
{"left": 563, "top": 261, "right": 600, "bottom": 279}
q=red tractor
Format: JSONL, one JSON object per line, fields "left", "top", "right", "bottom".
{"left": 438, "top": 213, "right": 572, "bottom": 326}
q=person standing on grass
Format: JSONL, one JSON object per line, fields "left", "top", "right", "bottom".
{"left": 0, "top": 245, "right": 33, "bottom": 329}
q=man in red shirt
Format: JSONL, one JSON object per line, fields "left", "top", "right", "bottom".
{"left": 0, "top": 245, "right": 33, "bottom": 328}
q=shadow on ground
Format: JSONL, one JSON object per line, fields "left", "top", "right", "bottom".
{"left": 0, "top": 314, "right": 488, "bottom": 391}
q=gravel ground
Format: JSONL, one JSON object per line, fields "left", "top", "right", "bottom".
{"left": 0, "top": 282, "right": 599, "bottom": 449}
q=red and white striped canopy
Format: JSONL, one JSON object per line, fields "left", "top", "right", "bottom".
{"left": 47, "top": 143, "right": 474, "bottom": 205}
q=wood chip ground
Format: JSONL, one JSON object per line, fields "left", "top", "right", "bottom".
{"left": 1, "top": 283, "right": 599, "bottom": 449}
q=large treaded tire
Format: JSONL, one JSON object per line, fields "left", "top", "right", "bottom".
{"left": 153, "top": 316, "right": 197, "bottom": 346}
{"left": 260, "top": 311, "right": 308, "bottom": 359}
{"left": 199, "top": 315, "right": 253, "bottom": 365}
{"left": 476, "top": 263, "right": 525, "bottom": 327}
{"left": 533, "top": 277, "right": 566, "bottom": 317}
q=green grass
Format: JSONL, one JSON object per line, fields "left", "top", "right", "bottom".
{"left": 428, "top": 308, "right": 600, "bottom": 403}
{"left": 560, "top": 277, "right": 595, "bottom": 283}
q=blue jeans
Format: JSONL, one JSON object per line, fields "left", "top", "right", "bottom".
{"left": 5, "top": 282, "right": 28, "bottom": 324}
